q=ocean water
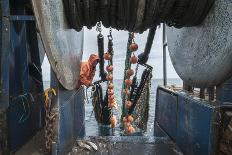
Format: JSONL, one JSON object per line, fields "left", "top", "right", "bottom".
{"left": 44, "top": 78, "right": 182, "bottom": 136}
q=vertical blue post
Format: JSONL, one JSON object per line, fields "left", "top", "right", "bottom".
{"left": 0, "top": 0, "right": 10, "bottom": 109}
{"left": 0, "top": 0, "right": 45, "bottom": 152}
{"left": 216, "top": 77, "right": 232, "bottom": 103}
{"left": 51, "top": 69, "right": 85, "bottom": 154}
{"left": 163, "top": 24, "right": 167, "bottom": 86}
{"left": 0, "top": 0, "right": 10, "bottom": 153}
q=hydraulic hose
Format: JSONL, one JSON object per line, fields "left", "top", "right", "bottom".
{"left": 138, "top": 27, "right": 156, "bottom": 64}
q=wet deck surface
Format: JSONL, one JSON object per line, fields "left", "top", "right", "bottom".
{"left": 69, "top": 136, "right": 182, "bottom": 155}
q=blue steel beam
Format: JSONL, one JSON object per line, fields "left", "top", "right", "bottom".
{"left": 0, "top": 0, "right": 45, "bottom": 152}
{"left": 217, "top": 77, "right": 232, "bottom": 103}
{"left": 0, "top": 0, "right": 10, "bottom": 109}
{"left": 51, "top": 71, "right": 85, "bottom": 155}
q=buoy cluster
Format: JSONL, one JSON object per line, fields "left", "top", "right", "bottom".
{"left": 104, "top": 52, "right": 118, "bottom": 128}
{"left": 123, "top": 115, "right": 135, "bottom": 135}
{"left": 123, "top": 36, "right": 139, "bottom": 134}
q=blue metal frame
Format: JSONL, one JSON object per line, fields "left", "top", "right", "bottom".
{"left": 0, "top": 0, "right": 45, "bottom": 152}
{"left": 0, "top": 0, "right": 10, "bottom": 109}
{"left": 155, "top": 86, "right": 232, "bottom": 155}
{"left": 217, "top": 78, "right": 232, "bottom": 103}
{"left": 155, "top": 87, "right": 178, "bottom": 141}
{"left": 51, "top": 71, "right": 85, "bottom": 155}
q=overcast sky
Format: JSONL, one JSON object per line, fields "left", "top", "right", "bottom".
{"left": 42, "top": 26, "right": 180, "bottom": 81}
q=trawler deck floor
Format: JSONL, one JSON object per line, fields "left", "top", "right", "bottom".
{"left": 68, "top": 136, "right": 182, "bottom": 155}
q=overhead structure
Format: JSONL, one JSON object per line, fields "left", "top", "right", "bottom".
{"left": 167, "top": 0, "right": 232, "bottom": 87}
{"left": 32, "top": 0, "right": 84, "bottom": 90}
{"left": 63, "top": 0, "right": 214, "bottom": 33}
{"left": 31, "top": 0, "right": 232, "bottom": 88}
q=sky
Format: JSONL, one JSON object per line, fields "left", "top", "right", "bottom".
{"left": 42, "top": 26, "right": 180, "bottom": 81}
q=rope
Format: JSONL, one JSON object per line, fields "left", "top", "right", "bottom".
{"left": 63, "top": 0, "right": 215, "bottom": 32}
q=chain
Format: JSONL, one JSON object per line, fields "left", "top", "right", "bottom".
{"left": 96, "top": 22, "right": 102, "bottom": 33}
{"left": 108, "top": 27, "right": 113, "bottom": 41}
{"left": 44, "top": 91, "right": 57, "bottom": 153}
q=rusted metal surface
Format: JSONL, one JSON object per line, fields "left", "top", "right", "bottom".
{"left": 167, "top": 0, "right": 232, "bottom": 87}
{"left": 31, "top": 0, "right": 84, "bottom": 90}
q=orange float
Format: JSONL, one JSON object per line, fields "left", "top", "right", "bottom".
{"left": 106, "top": 65, "right": 113, "bottom": 72}
{"left": 108, "top": 89, "right": 114, "bottom": 95}
{"left": 124, "top": 122, "right": 131, "bottom": 128}
{"left": 129, "top": 43, "right": 138, "bottom": 52}
{"left": 108, "top": 83, "right": 114, "bottom": 89}
{"left": 126, "top": 69, "right": 134, "bottom": 77}
{"left": 110, "top": 115, "right": 117, "bottom": 128}
{"left": 109, "top": 102, "right": 116, "bottom": 108}
{"left": 123, "top": 88, "right": 130, "bottom": 95}
{"left": 123, "top": 116, "right": 128, "bottom": 122}
{"left": 127, "top": 115, "right": 134, "bottom": 123}
{"left": 127, "top": 125, "right": 135, "bottom": 134}
{"left": 125, "top": 79, "right": 133, "bottom": 86}
{"left": 108, "top": 98, "right": 115, "bottom": 103}
{"left": 106, "top": 74, "right": 113, "bottom": 81}
{"left": 126, "top": 101, "right": 133, "bottom": 109}
{"left": 130, "top": 55, "right": 138, "bottom": 64}
{"left": 104, "top": 52, "right": 112, "bottom": 60}
{"left": 109, "top": 95, "right": 115, "bottom": 100}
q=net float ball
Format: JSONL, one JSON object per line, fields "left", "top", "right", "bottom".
{"left": 126, "top": 69, "right": 134, "bottom": 77}
{"left": 109, "top": 95, "right": 115, "bottom": 100}
{"left": 108, "top": 89, "right": 114, "bottom": 95}
{"left": 123, "top": 88, "right": 130, "bottom": 95}
{"left": 104, "top": 52, "right": 112, "bottom": 60}
{"left": 127, "top": 125, "right": 135, "bottom": 135}
{"left": 123, "top": 116, "right": 128, "bottom": 122}
{"left": 106, "top": 65, "right": 113, "bottom": 72}
{"left": 127, "top": 115, "right": 134, "bottom": 123}
{"left": 124, "top": 122, "right": 131, "bottom": 128}
{"left": 126, "top": 101, "right": 133, "bottom": 109}
{"left": 125, "top": 79, "right": 133, "bottom": 86}
{"left": 112, "top": 101, "right": 118, "bottom": 109}
{"left": 109, "top": 102, "right": 115, "bottom": 108}
{"left": 106, "top": 74, "right": 113, "bottom": 81}
{"left": 110, "top": 115, "right": 117, "bottom": 128}
{"left": 130, "top": 55, "right": 138, "bottom": 64}
{"left": 129, "top": 43, "right": 138, "bottom": 52}
{"left": 108, "top": 98, "right": 115, "bottom": 104}
{"left": 108, "top": 83, "right": 114, "bottom": 89}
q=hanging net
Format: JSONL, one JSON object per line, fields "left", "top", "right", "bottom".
{"left": 132, "top": 67, "right": 152, "bottom": 132}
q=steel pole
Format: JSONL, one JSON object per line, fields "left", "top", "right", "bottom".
{"left": 163, "top": 24, "right": 167, "bottom": 86}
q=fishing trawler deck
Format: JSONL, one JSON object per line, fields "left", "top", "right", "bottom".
{"left": 68, "top": 136, "right": 181, "bottom": 155}
{"left": 15, "top": 134, "right": 181, "bottom": 155}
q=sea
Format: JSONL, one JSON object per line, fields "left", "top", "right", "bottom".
{"left": 44, "top": 78, "right": 182, "bottom": 137}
